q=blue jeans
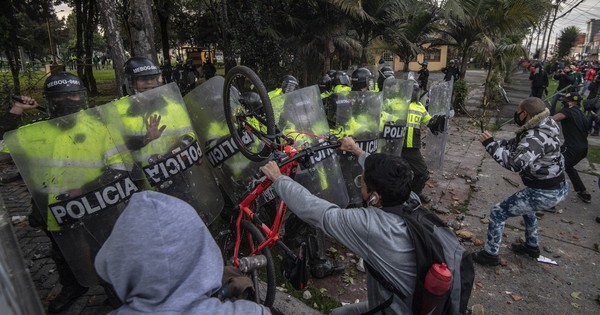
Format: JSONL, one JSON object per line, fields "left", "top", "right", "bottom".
{"left": 484, "top": 181, "right": 568, "bottom": 256}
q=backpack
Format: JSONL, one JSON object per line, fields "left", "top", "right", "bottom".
{"left": 362, "top": 203, "right": 475, "bottom": 315}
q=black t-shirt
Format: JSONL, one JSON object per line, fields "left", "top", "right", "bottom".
{"left": 559, "top": 106, "right": 589, "bottom": 149}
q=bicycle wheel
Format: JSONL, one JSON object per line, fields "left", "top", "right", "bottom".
{"left": 223, "top": 66, "right": 276, "bottom": 162}
{"left": 215, "top": 220, "right": 277, "bottom": 307}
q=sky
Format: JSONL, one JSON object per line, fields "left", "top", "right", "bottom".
{"left": 552, "top": 0, "right": 600, "bottom": 36}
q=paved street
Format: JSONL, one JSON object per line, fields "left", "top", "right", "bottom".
{"left": 1, "top": 68, "right": 599, "bottom": 314}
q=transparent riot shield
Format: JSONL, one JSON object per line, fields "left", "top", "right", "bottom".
{"left": 4, "top": 110, "right": 138, "bottom": 286}
{"left": 278, "top": 86, "right": 349, "bottom": 208}
{"left": 184, "top": 77, "right": 270, "bottom": 206}
{"left": 0, "top": 197, "right": 45, "bottom": 315}
{"left": 329, "top": 91, "right": 381, "bottom": 205}
{"left": 378, "top": 78, "right": 413, "bottom": 156}
{"left": 424, "top": 80, "right": 453, "bottom": 172}
{"left": 101, "top": 82, "right": 223, "bottom": 225}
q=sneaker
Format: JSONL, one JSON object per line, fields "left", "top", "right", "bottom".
{"left": 576, "top": 191, "right": 592, "bottom": 204}
{"left": 48, "top": 284, "right": 89, "bottom": 313}
{"left": 511, "top": 242, "right": 540, "bottom": 258}
{"left": 417, "top": 193, "right": 431, "bottom": 204}
{"left": 542, "top": 206, "right": 557, "bottom": 213}
{"left": 472, "top": 250, "right": 499, "bottom": 266}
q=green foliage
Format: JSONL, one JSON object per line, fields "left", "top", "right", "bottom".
{"left": 588, "top": 145, "right": 600, "bottom": 165}
{"left": 452, "top": 79, "right": 469, "bottom": 111}
{"left": 557, "top": 26, "right": 581, "bottom": 59}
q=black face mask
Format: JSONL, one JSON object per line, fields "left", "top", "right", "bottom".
{"left": 513, "top": 110, "right": 526, "bottom": 126}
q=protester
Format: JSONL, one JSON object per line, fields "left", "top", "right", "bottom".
{"left": 529, "top": 63, "right": 548, "bottom": 98}
{"left": 94, "top": 191, "right": 269, "bottom": 314}
{"left": 550, "top": 66, "right": 575, "bottom": 115}
{"left": 552, "top": 92, "right": 592, "bottom": 203}
{"left": 473, "top": 97, "right": 568, "bottom": 266}
{"left": 260, "top": 137, "right": 417, "bottom": 314}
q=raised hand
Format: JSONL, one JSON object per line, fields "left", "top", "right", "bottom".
{"left": 144, "top": 114, "right": 167, "bottom": 144}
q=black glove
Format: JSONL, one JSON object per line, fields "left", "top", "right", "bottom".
{"left": 427, "top": 115, "right": 446, "bottom": 135}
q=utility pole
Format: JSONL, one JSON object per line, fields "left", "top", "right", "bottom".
{"left": 544, "top": 1, "right": 563, "bottom": 61}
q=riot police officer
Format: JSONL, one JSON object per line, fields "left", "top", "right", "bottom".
{"left": 351, "top": 68, "right": 375, "bottom": 92}
{"left": 402, "top": 83, "right": 434, "bottom": 203}
{"left": 1, "top": 73, "right": 129, "bottom": 313}
{"left": 124, "top": 56, "right": 163, "bottom": 96}
{"left": 331, "top": 71, "right": 352, "bottom": 93}
{"left": 318, "top": 74, "right": 333, "bottom": 98}
{"left": 417, "top": 61, "right": 430, "bottom": 91}
{"left": 268, "top": 74, "right": 299, "bottom": 99}
{"left": 376, "top": 66, "right": 395, "bottom": 92}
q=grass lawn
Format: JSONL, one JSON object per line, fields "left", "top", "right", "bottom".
{"left": 588, "top": 145, "right": 600, "bottom": 165}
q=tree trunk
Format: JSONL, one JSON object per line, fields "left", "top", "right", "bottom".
{"left": 155, "top": 0, "right": 171, "bottom": 66}
{"left": 221, "top": 0, "right": 236, "bottom": 72}
{"left": 128, "top": 0, "right": 158, "bottom": 64}
{"left": 5, "top": 48, "right": 21, "bottom": 95}
{"left": 75, "top": 0, "right": 85, "bottom": 82}
{"left": 83, "top": 0, "right": 98, "bottom": 96}
{"left": 97, "top": 0, "right": 128, "bottom": 98}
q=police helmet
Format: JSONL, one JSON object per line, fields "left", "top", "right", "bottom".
{"left": 351, "top": 68, "right": 374, "bottom": 91}
{"left": 318, "top": 75, "right": 332, "bottom": 93}
{"left": 327, "top": 70, "right": 337, "bottom": 79}
{"left": 332, "top": 71, "right": 351, "bottom": 87}
{"left": 449, "top": 59, "right": 456, "bottom": 66}
{"left": 410, "top": 81, "right": 421, "bottom": 103}
{"left": 124, "top": 57, "right": 162, "bottom": 95}
{"left": 378, "top": 66, "right": 394, "bottom": 79}
{"left": 280, "top": 75, "right": 299, "bottom": 94}
{"left": 422, "top": 61, "right": 429, "bottom": 67}
{"left": 239, "top": 91, "right": 263, "bottom": 111}
{"left": 43, "top": 72, "right": 88, "bottom": 118}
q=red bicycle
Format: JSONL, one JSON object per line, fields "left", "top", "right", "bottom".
{"left": 215, "top": 66, "right": 340, "bottom": 307}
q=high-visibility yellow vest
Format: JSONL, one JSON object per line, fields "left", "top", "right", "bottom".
{"left": 7, "top": 114, "right": 128, "bottom": 231}
{"left": 404, "top": 101, "right": 431, "bottom": 149}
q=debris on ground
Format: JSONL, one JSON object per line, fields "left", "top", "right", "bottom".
{"left": 537, "top": 256, "right": 558, "bottom": 265}
{"left": 502, "top": 176, "right": 520, "bottom": 187}
{"left": 455, "top": 229, "right": 474, "bottom": 239}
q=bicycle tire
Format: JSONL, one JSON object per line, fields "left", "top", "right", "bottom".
{"left": 214, "top": 221, "right": 276, "bottom": 307}
{"left": 223, "top": 66, "right": 276, "bottom": 162}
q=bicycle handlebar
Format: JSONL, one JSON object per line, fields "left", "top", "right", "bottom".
{"left": 275, "top": 140, "right": 341, "bottom": 169}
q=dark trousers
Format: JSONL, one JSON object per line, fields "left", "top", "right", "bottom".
{"left": 562, "top": 146, "right": 588, "bottom": 193}
{"left": 401, "top": 148, "right": 429, "bottom": 194}
{"left": 531, "top": 87, "right": 544, "bottom": 98}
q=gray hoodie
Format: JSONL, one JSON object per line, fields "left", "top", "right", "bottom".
{"left": 94, "top": 191, "right": 268, "bottom": 315}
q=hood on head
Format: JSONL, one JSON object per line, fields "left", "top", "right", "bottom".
{"left": 95, "top": 191, "right": 223, "bottom": 313}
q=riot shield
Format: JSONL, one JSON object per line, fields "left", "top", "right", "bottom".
{"left": 277, "top": 86, "right": 349, "bottom": 208}
{"left": 0, "top": 197, "right": 45, "bottom": 315}
{"left": 4, "top": 110, "right": 138, "bottom": 286}
{"left": 101, "top": 83, "right": 223, "bottom": 225}
{"left": 378, "top": 78, "right": 413, "bottom": 156}
{"left": 329, "top": 91, "right": 381, "bottom": 205}
{"left": 424, "top": 80, "right": 453, "bottom": 172}
{"left": 184, "top": 77, "right": 270, "bottom": 206}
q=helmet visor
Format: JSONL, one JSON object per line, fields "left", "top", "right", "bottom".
{"left": 46, "top": 90, "right": 88, "bottom": 118}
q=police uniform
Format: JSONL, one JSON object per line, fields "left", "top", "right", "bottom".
{"left": 401, "top": 101, "right": 431, "bottom": 196}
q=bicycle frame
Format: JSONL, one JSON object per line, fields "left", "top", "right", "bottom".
{"left": 230, "top": 140, "right": 340, "bottom": 267}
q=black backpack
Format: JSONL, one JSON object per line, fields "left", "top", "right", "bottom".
{"left": 362, "top": 203, "right": 475, "bottom": 315}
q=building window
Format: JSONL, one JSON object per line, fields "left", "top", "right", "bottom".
{"left": 382, "top": 52, "right": 394, "bottom": 62}
{"left": 425, "top": 48, "right": 441, "bottom": 62}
